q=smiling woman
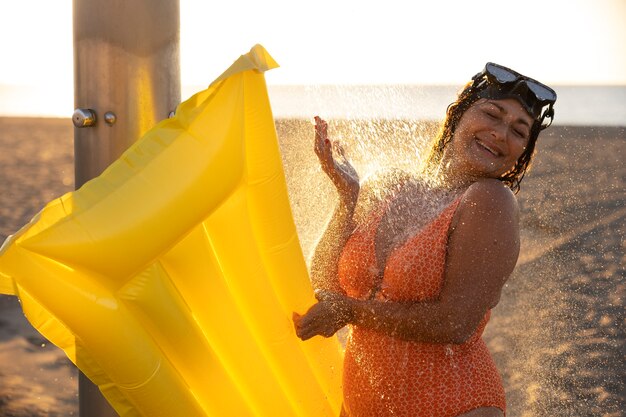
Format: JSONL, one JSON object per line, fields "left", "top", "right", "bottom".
{"left": 443, "top": 99, "right": 534, "bottom": 184}
{"left": 293, "top": 62, "right": 558, "bottom": 417}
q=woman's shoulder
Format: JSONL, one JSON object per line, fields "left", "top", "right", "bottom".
{"left": 454, "top": 179, "right": 520, "bottom": 227}
{"left": 463, "top": 178, "right": 518, "bottom": 209}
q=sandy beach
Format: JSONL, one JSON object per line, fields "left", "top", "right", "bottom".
{"left": 0, "top": 117, "right": 623, "bottom": 416}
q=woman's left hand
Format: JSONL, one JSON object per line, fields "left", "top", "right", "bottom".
{"left": 293, "top": 290, "right": 354, "bottom": 341}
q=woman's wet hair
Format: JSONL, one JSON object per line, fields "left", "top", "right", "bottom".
{"left": 421, "top": 81, "right": 542, "bottom": 193}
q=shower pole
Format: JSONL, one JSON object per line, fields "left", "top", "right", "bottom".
{"left": 72, "top": 0, "right": 180, "bottom": 415}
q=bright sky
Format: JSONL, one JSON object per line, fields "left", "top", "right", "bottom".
{"left": 0, "top": 0, "right": 624, "bottom": 116}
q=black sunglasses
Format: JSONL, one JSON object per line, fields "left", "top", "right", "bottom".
{"left": 481, "top": 63, "right": 557, "bottom": 104}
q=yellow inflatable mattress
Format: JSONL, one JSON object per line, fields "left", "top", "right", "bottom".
{"left": 0, "top": 44, "right": 343, "bottom": 417}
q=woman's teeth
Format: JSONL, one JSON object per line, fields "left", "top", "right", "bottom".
{"left": 476, "top": 139, "right": 499, "bottom": 156}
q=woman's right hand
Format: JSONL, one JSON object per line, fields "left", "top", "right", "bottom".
{"left": 314, "top": 116, "right": 360, "bottom": 206}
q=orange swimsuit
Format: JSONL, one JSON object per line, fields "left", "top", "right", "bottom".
{"left": 337, "top": 196, "right": 506, "bottom": 417}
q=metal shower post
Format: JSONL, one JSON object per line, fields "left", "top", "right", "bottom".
{"left": 72, "top": 0, "right": 180, "bottom": 415}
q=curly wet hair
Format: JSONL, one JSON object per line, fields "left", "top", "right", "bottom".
{"left": 421, "top": 82, "right": 543, "bottom": 193}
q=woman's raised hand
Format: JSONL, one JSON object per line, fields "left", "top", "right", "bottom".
{"left": 314, "top": 116, "right": 360, "bottom": 206}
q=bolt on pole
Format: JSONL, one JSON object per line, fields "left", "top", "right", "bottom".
{"left": 72, "top": 0, "right": 180, "bottom": 415}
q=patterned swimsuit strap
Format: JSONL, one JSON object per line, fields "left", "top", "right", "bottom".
{"left": 367, "top": 191, "right": 403, "bottom": 300}
{"left": 367, "top": 189, "right": 466, "bottom": 300}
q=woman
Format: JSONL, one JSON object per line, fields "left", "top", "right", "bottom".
{"left": 293, "top": 63, "right": 557, "bottom": 417}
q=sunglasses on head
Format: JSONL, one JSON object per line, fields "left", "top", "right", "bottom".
{"left": 472, "top": 62, "right": 557, "bottom": 129}
{"left": 482, "top": 63, "right": 556, "bottom": 103}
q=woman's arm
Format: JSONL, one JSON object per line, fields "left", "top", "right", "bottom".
{"left": 293, "top": 118, "right": 360, "bottom": 336}
{"left": 309, "top": 200, "right": 357, "bottom": 292}
{"left": 296, "top": 179, "right": 520, "bottom": 343}
{"left": 308, "top": 116, "right": 360, "bottom": 292}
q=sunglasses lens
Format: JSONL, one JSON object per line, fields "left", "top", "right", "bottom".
{"left": 486, "top": 64, "right": 517, "bottom": 83}
{"left": 526, "top": 81, "right": 556, "bottom": 102}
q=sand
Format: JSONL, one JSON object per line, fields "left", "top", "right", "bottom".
{"left": 0, "top": 118, "right": 77, "bottom": 417}
{"left": 0, "top": 117, "right": 624, "bottom": 416}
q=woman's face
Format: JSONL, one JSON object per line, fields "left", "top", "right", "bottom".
{"left": 444, "top": 98, "right": 533, "bottom": 181}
